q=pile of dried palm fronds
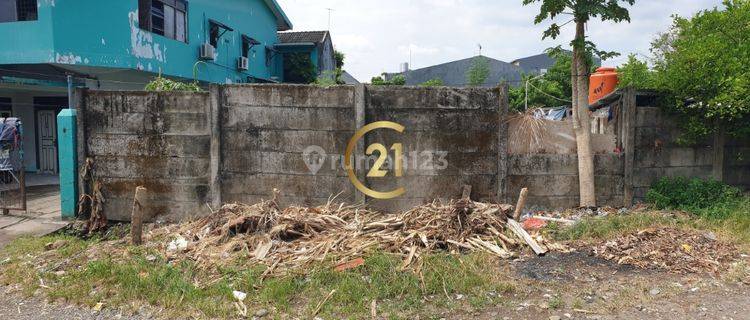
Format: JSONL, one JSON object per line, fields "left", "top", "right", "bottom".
{"left": 507, "top": 108, "right": 553, "bottom": 153}
{"left": 142, "top": 193, "right": 556, "bottom": 275}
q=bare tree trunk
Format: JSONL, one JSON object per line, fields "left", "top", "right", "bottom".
{"left": 572, "top": 21, "right": 596, "bottom": 207}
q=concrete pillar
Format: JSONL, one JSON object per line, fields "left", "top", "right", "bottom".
{"left": 208, "top": 85, "right": 223, "bottom": 210}
{"left": 622, "top": 88, "right": 637, "bottom": 207}
{"left": 354, "top": 84, "right": 366, "bottom": 205}
{"left": 496, "top": 84, "right": 510, "bottom": 203}
{"left": 57, "top": 109, "right": 78, "bottom": 219}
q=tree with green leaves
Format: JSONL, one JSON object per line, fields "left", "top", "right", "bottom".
{"left": 420, "top": 78, "right": 444, "bottom": 87}
{"left": 371, "top": 74, "right": 405, "bottom": 86}
{"left": 652, "top": 0, "right": 750, "bottom": 141}
{"left": 333, "top": 50, "right": 346, "bottom": 84}
{"left": 283, "top": 52, "right": 317, "bottom": 84}
{"left": 523, "top": 0, "right": 635, "bottom": 207}
{"left": 617, "top": 54, "right": 656, "bottom": 90}
{"left": 466, "top": 56, "right": 490, "bottom": 86}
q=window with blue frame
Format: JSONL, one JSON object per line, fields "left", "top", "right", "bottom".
{"left": 138, "top": 0, "right": 187, "bottom": 43}
{"left": 0, "top": 0, "right": 38, "bottom": 23}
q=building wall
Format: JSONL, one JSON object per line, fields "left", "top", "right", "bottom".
{"left": 78, "top": 86, "right": 748, "bottom": 222}
{"left": 0, "top": 0, "right": 285, "bottom": 83}
{"left": 632, "top": 106, "right": 750, "bottom": 200}
{"left": 80, "top": 84, "right": 507, "bottom": 221}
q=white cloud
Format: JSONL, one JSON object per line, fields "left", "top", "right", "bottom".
{"left": 277, "top": 0, "right": 722, "bottom": 82}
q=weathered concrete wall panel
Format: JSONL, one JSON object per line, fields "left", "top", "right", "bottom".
{"left": 81, "top": 91, "right": 211, "bottom": 222}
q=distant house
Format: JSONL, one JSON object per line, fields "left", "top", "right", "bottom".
{"left": 275, "top": 31, "right": 336, "bottom": 81}
{"left": 383, "top": 51, "right": 601, "bottom": 87}
{"left": 340, "top": 71, "right": 360, "bottom": 84}
{"left": 384, "top": 56, "right": 522, "bottom": 88}
{"left": 512, "top": 51, "right": 602, "bottom": 75}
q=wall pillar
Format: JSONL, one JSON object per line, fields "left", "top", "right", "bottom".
{"left": 496, "top": 84, "right": 510, "bottom": 203}
{"left": 354, "top": 84, "right": 366, "bottom": 205}
{"left": 57, "top": 109, "right": 78, "bottom": 219}
{"left": 208, "top": 85, "right": 223, "bottom": 210}
{"left": 621, "top": 88, "right": 637, "bottom": 207}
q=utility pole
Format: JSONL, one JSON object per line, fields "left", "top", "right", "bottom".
{"left": 67, "top": 74, "right": 73, "bottom": 109}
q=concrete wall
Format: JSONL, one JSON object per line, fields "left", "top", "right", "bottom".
{"left": 78, "top": 86, "right": 748, "bottom": 222}
{"left": 632, "top": 106, "right": 750, "bottom": 200}
{"left": 364, "top": 86, "right": 504, "bottom": 211}
{"left": 80, "top": 91, "right": 212, "bottom": 221}
{"left": 220, "top": 85, "right": 358, "bottom": 206}
{"left": 80, "top": 84, "right": 507, "bottom": 221}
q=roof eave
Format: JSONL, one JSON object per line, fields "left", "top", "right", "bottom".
{"left": 264, "top": 0, "right": 293, "bottom": 31}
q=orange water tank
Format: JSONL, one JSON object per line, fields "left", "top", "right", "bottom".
{"left": 589, "top": 67, "right": 619, "bottom": 105}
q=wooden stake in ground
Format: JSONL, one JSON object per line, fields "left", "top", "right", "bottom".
{"left": 130, "top": 186, "right": 147, "bottom": 245}
{"left": 507, "top": 219, "right": 547, "bottom": 256}
{"left": 508, "top": 187, "right": 546, "bottom": 255}
{"left": 513, "top": 188, "right": 528, "bottom": 220}
{"left": 461, "top": 185, "right": 472, "bottom": 200}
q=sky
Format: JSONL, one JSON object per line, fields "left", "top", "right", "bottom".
{"left": 275, "top": 0, "right": 723, "bottom": 82}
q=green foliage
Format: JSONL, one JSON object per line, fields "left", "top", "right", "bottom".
{"left": 651, "top": 0, "right": 750, "bottom": 140}
{"left": 508, "top": 51, "right": 572, "bottom": 111}
{"left": 617, "top": 54, "right": 657, "bottom": 89}
{"left": 522, "top": 0, "right": 634, "bottom": 56}
{"left": 466, "top": 56, "right": 490, "bottom": 86}
{"left": 283, "top": 52, "right": 317, "bottom": 84}
{"left": 420, "top": 78, "right": 444, "bottom": 87}
{"left": 646, "top": 177, "right": 742, "bottom": 214}
{"left": 314, "top": 70, "right": 339, "bottom": 87}
{"left": 334, "top": 50, "right": 345, "bottom": 69}
{"left": 371, "top": 74, "right": 405, "bottom": 86}
{"left": 145, "top": 76, "right": 202, "bottom": 92}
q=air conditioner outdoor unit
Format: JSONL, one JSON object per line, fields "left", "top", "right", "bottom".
{"left": 199, "top": 43, "right": 215, "bottom": 60}
{"left": 237, "top": 57, "right": 249, "bottom": 71}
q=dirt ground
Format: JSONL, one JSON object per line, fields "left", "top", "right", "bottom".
{"left": 0, "top": 251, "right": 747, "bottom": 320}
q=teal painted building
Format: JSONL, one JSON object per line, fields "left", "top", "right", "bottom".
{"left": 0, "top": 0, "right": 296, "bottom": 174}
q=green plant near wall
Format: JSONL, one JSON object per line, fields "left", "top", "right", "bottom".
{"left": 466, "top": 56, "right": 490, "bottom": 86}
{"left": 649, "top": 0, "right": 750, "bottom": 142}
{"left": 420, "top": 78, "right": 444, "bottom": 87}
{"left": 145, "top": 76, "right": 202, "bottom": 92}
{"left": 371, "top": 74, "right": 405, "bottom": 86}
{"left": 283, "top": 52, "right": 317, "bottom": 84}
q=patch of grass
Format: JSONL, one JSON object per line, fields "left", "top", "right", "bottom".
{"left": 1, "top": 239, "right": 518, "bottom": 319}
{"left": 552, "top": 213, "right": 678, "bottom": 241}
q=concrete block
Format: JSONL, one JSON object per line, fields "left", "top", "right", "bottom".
{"left": 87, "top": 134, "right": 210, "bottom": 157}
{"left": 364, "top": 108, "right": 499, "bottom": 132}
{"left": 94, "top": 156, "right": 210, "bottom": 179}
{"left": 635, "top": 107, "right": 664, "bottom": 127}
{"left": 223, "top": 106, "right": 354, "bottom": 131}
{"left": 223, "top": 129, "right": 353, "bottom": 154}
{"left": 366, "top": 130, "right": 498, "bottom": 154}
{"left": 366, "top": 175, "right": 496, "bottom": 199}
{"left": 223, "top": 85, "right": 355, "bottom": 108}
{"left": 366, "top": 86, "right": 500, "bottom": 110}
{"left": 222, "top": 173, "right": 354, "bottom": 199}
